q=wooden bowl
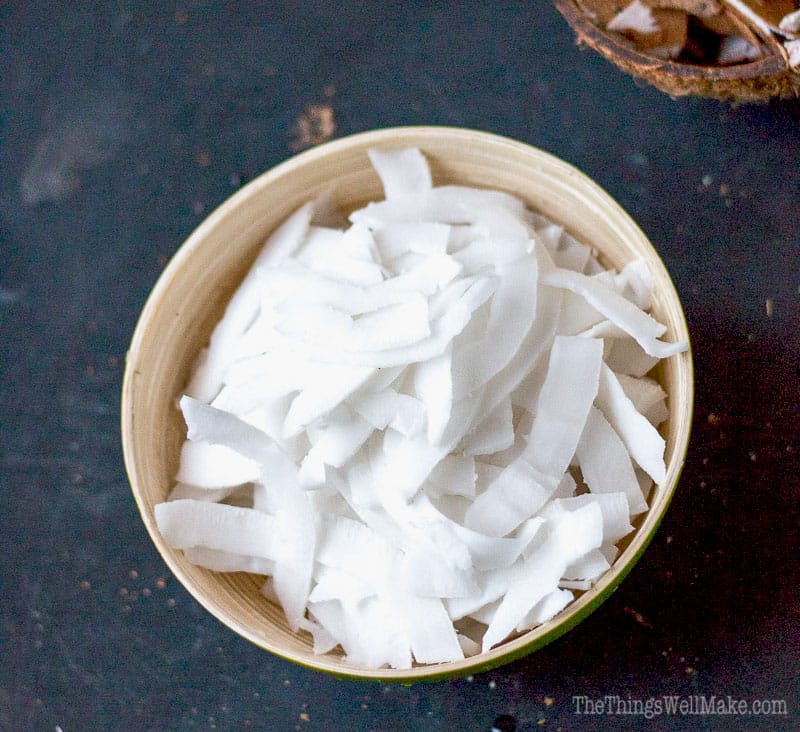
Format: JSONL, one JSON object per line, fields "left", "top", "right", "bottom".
{"left": 555, "top": 0, "right": 800, "bottom": 102}
{"left": 121, "top": 127, "right": 693, "bottom": 682}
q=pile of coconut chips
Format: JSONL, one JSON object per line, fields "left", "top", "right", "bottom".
{"left": 155, "top": 148, "right": 688, "bottom": 669}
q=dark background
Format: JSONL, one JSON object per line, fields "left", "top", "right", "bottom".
{"left": 1, "top": 2, "right": 798, "bottom": 730}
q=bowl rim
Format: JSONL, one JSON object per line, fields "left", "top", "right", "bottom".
{"left": 122, "top": 125, "right": 694, "bottom": 682}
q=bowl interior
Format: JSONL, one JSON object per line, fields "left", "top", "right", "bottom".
{"left": 122, "top": 126, "right": 693, "bottom": 682}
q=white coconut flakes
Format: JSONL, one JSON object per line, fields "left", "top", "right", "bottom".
{"left": 154, "top": 147, "right": 688, "bottom": 668}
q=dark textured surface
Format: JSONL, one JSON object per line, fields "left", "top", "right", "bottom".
{"left": 1, "top": 2, "right": 798, "bottom": 730}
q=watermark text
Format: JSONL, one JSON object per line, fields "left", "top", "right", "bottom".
{"left": 573, "top": 694, "right": 788, "bottom": 720}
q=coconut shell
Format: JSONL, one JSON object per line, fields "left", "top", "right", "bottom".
{"left": 554, "top": 0, "right": 800, "bottom": 102}
{"left": 643, "top": 0, "right": 722, "bottom": 18}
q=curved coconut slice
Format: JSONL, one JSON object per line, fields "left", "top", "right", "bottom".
{"left": 596, "top": 364, "right": 667, "bottom": 484}
{"left": 523, "top": 335, "right": 604, "bottom": 479}
{"left": 186, "top": 202, "right": 314, "bottom": 402}
{"left": 368, "top": 147, "right": 433, "bottom": 200}
{"left": 542, "top": 267, "right": 687, "bottom": 358}
{"left": 175, "top": 439, "right": 260, "bottom": 489}
{"left": 576, "top": 406, "right": 648, "bottom": 515}
{"left": 155, "top": 499, "right": 279, "bottom": 559}
{"left": 482, "top": 501, "right": 603, "bottom": 651}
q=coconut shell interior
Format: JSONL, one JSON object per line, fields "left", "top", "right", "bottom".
{"left": 555, "top": 0, "right": 800, "bottom": 102}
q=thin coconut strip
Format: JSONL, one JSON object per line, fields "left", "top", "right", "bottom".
{"left": 392, "top": 592, "right": 464, "bottom": 664}
{"left": 461, "top": 396, "right": 514, "bottom": 457}
{"left": 480, "top": 278, "right": 562, "bottom": 419}
{"left": 575, "top": 406, "right": 648, "bottom": 515}
{"left": 551, "top": 471, "right": 578, "bottom": 501}
{"left": 535, "top": 221, "right": 565, "bottom": 252}
{"left": 616, "top": 374, "right": 667, "bottom": 422}
{"left": 309, "top": 564, "right": 374, "bottom": 605}
{"left": 373, "top": 474, "right": 474, "bottom": 573}
{"left": 542, "top": 491, "right": 633, "bottom": 543}
{"left": 563, "top": 549, "right": 610, "bottom": 581}
{"left": 453, "top": 516, "right": 546, "bottom": 571}
{"left": 428, "top": 273, "right": 498, "bottom": 320}
{"left": 604, "top": 335, "right": 659, "bottom": 377}
{"left": 297, "top": 451, "right": 326, "bottom": 488}
{"left": 275, "top": 296, "right": 432, "bottom": 351}
{"left": 212, "top": 375, "right": 298, "bottom": 416}
{"left": 329, "top": 465, "right": 409, "bottom": 551}
{"left": 177, "top": 397, "right": 315, "bottom": 631}
{"left": 295, "top": 225, "right": 345, "bottom": 264}
{"left": 167, "top": 482, "right": 243, "bottom": 504}
{"left": 482, "top": 502, "right": 603, "bottom": 651}
{"left": 462, "top": 455, "right": 557, "bottom": 537}
{"left": 452, "top": 235, "right": 530, "bottom": 274}
{"left": 219, "top": 348, "right": 312, "bottom": 389}
{"left": 368, "top": 147, "right": 433, "bottom": 200}
{"left": 155, "top": 499, "right": 279, "bottom": 559}
{"left": 238, "top": 395, "right": 299, "bottom": 458}
{"left": 446, "top": 562, "right": 525, "bottom": 622}
{"left": 186, "top": 202, "right": 314, "bottom": 402}
{"left": 374, "top": 221, "right": 450, "bottom": 260}
{"left": 175, "top": 439, "right": 260, "bottom": 488}
{"left": 548, "top": 230, "right": 593, "bottom": 274}
{"left": 541, "top": 493, "right": 633, "bottom": 545}
{"left": 426, "top": 454, "right": 476, "bottom": 498}
{"left": 397, "top": 550, "right": 479, "bottom": 599}
{"left": 615, "top": 260, "right": 654, "bottom": 310}
{"left": 515, "top": 587, "right": 574, "bottom": 632}
{"left": 435, "top": 390, "right": 486, "bottom": 457}
{"left": 250, "top": 276, "right": 497, "bottom": 369}
{"left": 310, "top": 596, "right": 412, "bottom": 669}
{"left": 596, "top": 363, "right": 667, "bottom": 484}
{"left": 556, "top": 290, "right": 606, "bottom": 336}
{"left": 452, "top": 254, "right": 538, "bottom": 399}
{"left": 348, "top": 388, "right": 426, "bottom": 436}
{"left": 308, "top": 222, "right": 383, "bottom": 286}
{"left": 308, "top": 251, "right": 384, "bottom": 287}
{"left": 284, "top": 248, "right": 452, "bottom": 310}
{"left": 297, "top": 614, "right": 340, "bottom": 656}
{"left": 457, "top": 634, "right": 482, "bottom": 658}
{"left": 315, "top": 514, "right": 396, "bottom": 588}
{"left": 523, "top": 335, "right": 604, "bottom": 479}
{"left": 407, "top": 491, "right": 546, "bottom": 573}
{"left": 577, "top": 319, "right": 627, "bottom": 340}
{"left": 414, "top": 346, "right": 453, "bottom": 444}
{"left": 283, "top": 365, "right": 375, "bottom": 437}
{"left": 372, "top": 429, "right": 452, "bottom": 504}
{"left": 383, "top": 491, "right": 475, "bottom": 576}
{"left": 183, "top": 545, "right": 276, "bottom": 576}
{"left": 349, "top": 185, "right": 527, "bottom": 230}
{"left": 541, "top": 267, "right": 687, "bottom": 358}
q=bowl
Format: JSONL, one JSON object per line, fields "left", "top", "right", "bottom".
{"left": 121, "top": 126, "right": 693, "bottom": 682}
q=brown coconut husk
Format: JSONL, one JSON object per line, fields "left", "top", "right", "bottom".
{"left": 554, "top": 0, "right": 800, "bottom": 102}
